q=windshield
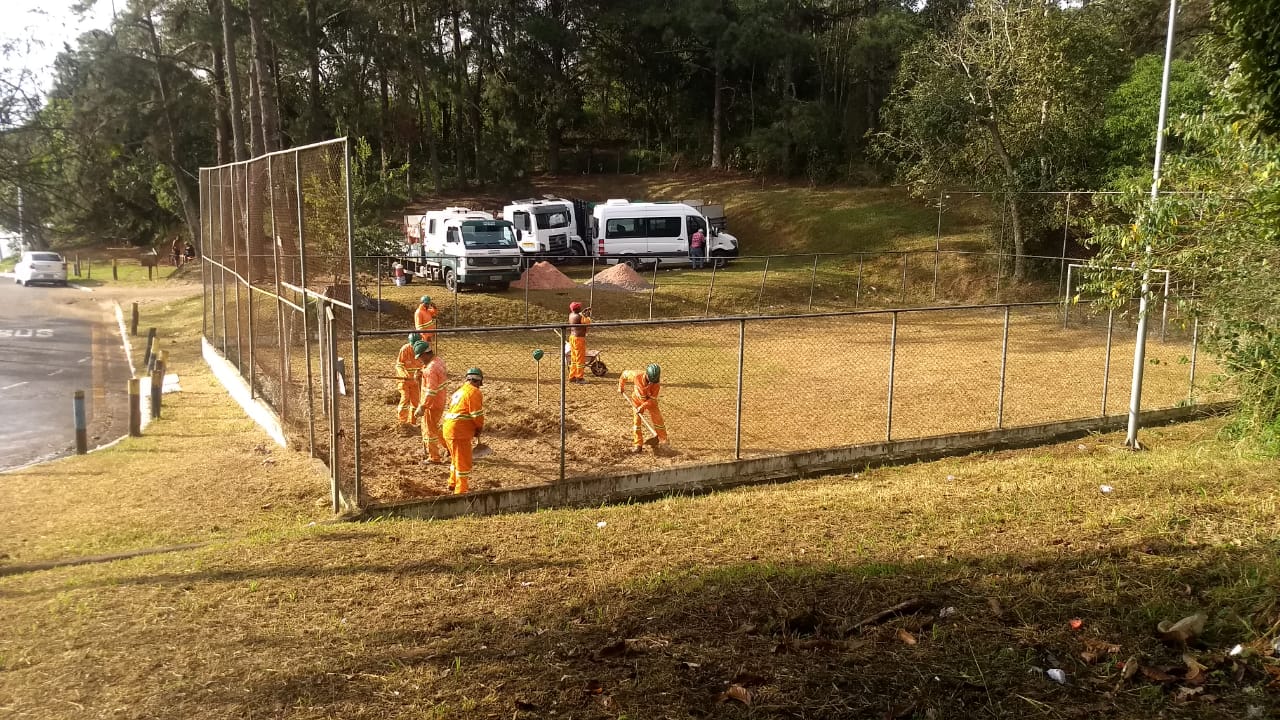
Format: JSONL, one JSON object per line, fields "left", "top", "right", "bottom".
{"left": 30, "top": 252, "right": 62, "bottom": 262}
{"left": 534, "top": 209, "right": 569, "bottom": 230}
{"left": 460, "top": 220, "right": 518, "bottom": 249}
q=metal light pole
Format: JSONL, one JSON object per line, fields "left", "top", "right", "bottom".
{"left": 1125, "top": 0, "right": 1178, "bottom": 449}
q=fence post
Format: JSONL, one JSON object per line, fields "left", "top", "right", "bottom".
{"left": 1187, "top": 316, "right": 1199, "bottom": 405}
{"left": 589, "top": 256, "right": 596, "bottom": 310}
{"left": 112, "top": 258, "right": 118, "bottom": 281}
{"left": 296, "top": 152, "right": 317, "bottom": 457}
{"left": 807, "top": 254, "right": 819, "bottom": 312}
{"left": 150, "top": 361, "right": 163, "bottom": 419}
{"left": 326, "top": 307, "right": 341, "bottom": 512}
{"left": 756, "top": 257, "right": 771, "bottom": 312}
{"left": 559, "top": 323, "right": 567, "bottom": 482}
{"left": 735, "top": 318, "right": 745, "bottom": 459}
{"left": 130, "top": 302, "right": 139, "bottom": 336}
{"left": 376, "top": 257, "right": 383, "bottom": 331}
{"left": 143, "top": 327, "right": 156, "bottom": 368}
{"left": 886, "top": 312, "right": 898, "bottom": 441}
{"left": 73, "top": 390, "right": 88, "bottom": 454}
{"left": 899, "top": 253, "right": 908, "bottom": 305}
{"left": 997, "top": 306, "right": 1010, "bottom": 429}
{"left": 648, "top": 262, "right": 658, "bottom": 319}
{"left": 74, "top": 255, "right": 81, "bottom": 277}
{"left": 705, "top": 256, "right": 718, "bottom": 316}
{"left": 129, "top": 377, "right": 142, "bottom": 437}
{"left": 1102, "top": 307, "right": 1115, "bottom": 416}
{"left": 523, "top": 258, "right": 530, "bottom": 324}
{"left": 855, "top": 254, "right": 864, "bottom": 308}
{"left": 1060, "top": 192, "right": 1072, "bottom": 296}
{"left": 1160, "top": 271, "right": 1170, "bottom": 343}
{"left": 933, "top": 189, "right": 943, "bottom": 301}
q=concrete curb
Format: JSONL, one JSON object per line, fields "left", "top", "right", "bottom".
{"left": 360, "top": 402, "right": 1235, "bottom": 522}
{"left": 202, "top": 338, "right": 287, "bottom": 448}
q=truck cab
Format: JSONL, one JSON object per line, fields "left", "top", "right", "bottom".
{"left": 589, "top": 200, "right": 739, "bottom": 268}
{"left": 402, "top": 207, "right": 523, "bottom": 291}
{"left": 502, "top": 197, "right": 588, "bottom": 258}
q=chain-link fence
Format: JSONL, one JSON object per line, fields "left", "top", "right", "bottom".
{"left": 354, "top": 300, "right": 1225, "bottom": 508}
{"left": 200, "top": 138, "right": 361, "bottom": 510}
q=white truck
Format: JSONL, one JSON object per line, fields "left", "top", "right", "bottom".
{"left": 588, "top": 199, "right": 739, "bottom": 268}
{"left": 501, "top": 196, "right": 590, "bottom": 258}
{"left": 400, "top": 208, "right": 524, "bottom": 291}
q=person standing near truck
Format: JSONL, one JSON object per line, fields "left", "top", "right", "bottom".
{"left": 442, "top": 367, "right": 486, "bottom": 493}
{"left": 690, "top": 227, "right": 706, "bottom": 269}
{"left": 568, "top": 301, "right": 592, "bottom": 384}
{"left": 415, "top": 296, "right": 439, "bottom": 347}
{"left": 619, "top": 363, "right": 667, "bottom": 452}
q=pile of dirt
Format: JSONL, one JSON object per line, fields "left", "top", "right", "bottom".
{"left": 512, "top": 261, "right": 578, "bottom": 290}
{"left": 588, "top": 263, "right": 651, "bottom": 292}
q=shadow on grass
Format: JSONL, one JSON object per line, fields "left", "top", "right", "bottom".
{"left": 207, "top": 540, "right": 1278, "bottom": 718}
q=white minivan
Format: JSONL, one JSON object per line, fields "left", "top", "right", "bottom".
{"left": 590, "top": 200, "right": 739, "bottom": 268}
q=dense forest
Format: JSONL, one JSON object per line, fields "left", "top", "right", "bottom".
{"left": 0, "top": 0, "right": 1224, "bottom": 250}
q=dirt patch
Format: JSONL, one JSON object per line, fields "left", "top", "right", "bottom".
{"left": 512, "top": 261, "right": 578, "bottom": 290}
{"left": 589, "top": 263, "right": 651, "bottom": 292}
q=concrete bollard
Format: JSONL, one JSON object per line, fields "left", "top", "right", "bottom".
{"left": 130, "top": 302, "right": 139, "bottom": 336}
{"left": 73, "top": 390, "right": 88, "bottom": 454}
{"left": 129, "top": 377, "right": 142, "bottom": 436}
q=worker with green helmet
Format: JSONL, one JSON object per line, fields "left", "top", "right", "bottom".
{"left": 618, "top": 363, "right": 667, "bottom": 452}
{"left": 415, "top": 295, "right": 439, "bottom": 348}
{"left": 442, "top": 367, "right": 485, "bottom": 493}
{"left": 393, "top": 336, "right": 433, "bottom": 427}
{"left": 413, "top": 344, "right": 449, "bottom": 464}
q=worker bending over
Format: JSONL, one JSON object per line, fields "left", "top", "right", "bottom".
{"left": 414, "top": 346, "right": 449, "bottom": 464}
{"left": 619, "top": 363, "right": 667, "bottom": 452}
{"left": 394, "top": 335, "right": 429, "bottom": 426}
{"left": 568, "top": 301, "right": 592, "bottom": 384}
{"left": 442, "top": 367, "right": 485, "bottom": 493}
{"left": 415, "top": 295, "right": 439, "bottom": 347}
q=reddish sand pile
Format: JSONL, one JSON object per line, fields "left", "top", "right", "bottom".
{"left": 512, "top": 261, "right": 578, "bottom": 290}
{"left": 588, "top": 262, "right": 651, "bottom": 292}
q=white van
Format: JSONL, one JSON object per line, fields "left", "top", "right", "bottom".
{"left": 401, "top": 208, "right": 523, "bottom": 291}
{"left": 502, "top": 197, "right": 587, "bottom": 257}
{"left": 590, "top": 200, "right": 739, "bottom": 268}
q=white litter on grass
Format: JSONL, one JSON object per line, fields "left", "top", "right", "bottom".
{"left": 1100, "top": 485, "right": 1114, "bottom": 494}
{"left": 596, "top": 521, "right": 607, "bottom": 529}
{"left": 945, "top": 474, "right": 956, "bottom": 481}
{"left": 1077, "top": 444, "right": 1087, "bottom": 451}
{"left": 1046, "top": 669, "right": 1067, "bottom": 684}
{"left": 1272, "top": 636, "right": 1280, "bottom": 655}
{"left": 938, "top": 607, "right": 958, "bottom": 619}
{"left": 1230, "top": 644, "right": 1245, "bottom": 657}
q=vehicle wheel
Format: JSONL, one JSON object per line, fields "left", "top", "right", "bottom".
{"left": 16, "top": 279, "right": 23, "bottom": 286}
{"left": 571, "top": 241, "right": 588, "bottom": 260}
{"left": 621, "top": 256, "right": 640, "bottom": 270}
{"left": 590, "top": 361, "right": 608, "bottom": 377}
{"left": 710, "top": 250, "right": 730, "bottom": 269}
{"left": 443, "top": 268, "right": 458, "bottom": 292}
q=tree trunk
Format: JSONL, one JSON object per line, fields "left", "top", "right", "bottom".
{"left": 142, "top": 9, "right": 201, "bottom": 244}
{"left": 983, "top": 116, "right": 1026, "bottom": 279}
{"left": 711, "top": 47, "right": 723, "bottom": 170}
{"left": 221, "top": 0, "right": 246, "bottom": 161}
{"left": 248, "top": 66, "right": 265, "bottom": 157}
{"left": 211, "top": 48, "right": 232, "bottom": 165}
{"left": 450, "top": 6, "right": 469, "bottom": 185}
{"left": 304, "top": 0, "right": 325, "bottom": 141}
{"left": 1008, "top": 196, "right": 1026, "bottom": 280}
{"left": 247, "top": 0, "right": 282, "bottom": 153}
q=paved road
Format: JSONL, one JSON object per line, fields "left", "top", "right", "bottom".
{"left": 0, "top": 280, "right": 131, "bottom": 471}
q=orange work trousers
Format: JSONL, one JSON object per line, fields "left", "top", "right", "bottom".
{"left": 444, "top": 435, "right": 473, "bottom": 493}
{"left": 420, "top": 405, "right": 445, "bottom": 462}
{"left": 397, "top": 380, "right": 421, "bottom": 425}
{"left": 569, "top": 336, "right": 587, "bottom": 381}
{"left": 632, "top": 402, "right": 667, "bottom": 448}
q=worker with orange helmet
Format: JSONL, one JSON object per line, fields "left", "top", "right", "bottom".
{"left": 394, "top": 334, "right": 429, "bottom": 427}
{"left": 442, "top": 367, "right": 485, "bottom": 493}
{"left": 413, "top": 345, "right": 449, "bottom": 464}
{"left": 567, "top": 301, "right": 592, "bottom": 383}
{"left": 415, "top": 295, "right": 439, "bottom": 347}
{"left": 619, "top": 363, "right": 667, "bottom": 452}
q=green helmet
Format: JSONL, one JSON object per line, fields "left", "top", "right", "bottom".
{"left": 645, "top": 363, "right": 661, "bottom": 383}
{"left": 466, "top": 367, "right": 484, "bottom": 383}
{"left": 412, "top": 341, "right": 432, "bottom": 357}
{"left": 420, "top": 295, "right": 432, "bottom": 305}
{"left": 407, "top": 332, "right": 421, "bottom": 343}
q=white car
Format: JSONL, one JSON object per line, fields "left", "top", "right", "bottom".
{"left": 14, "top": 251, "right": 69, "bottom": 287}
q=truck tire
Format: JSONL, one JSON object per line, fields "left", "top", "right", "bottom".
{"left": 710, "top": 250, "right": 730, "bottom": 269}
{"left": 570, "top": 241, "right": 588, "bottom": 260}
{"left": 444, "top": 268, "right": 458, "bottom": 292}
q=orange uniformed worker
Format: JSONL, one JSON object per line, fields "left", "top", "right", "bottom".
{"left": 567, "top": 301, "right": 592, "bottom": 384}
{"left": 442, "top": 367, "right": 485, "bottom": 493}
{"left": 415, "top": 295, "right": 439, "bottom": 347}
{"left": 414, "top": 347, "right": 449, "bottom": 464}
{"left": 394, "top": 335, "right": 429, "bottom": 426}
{"left": 619, "top": 363, "right": 667, "bottom": 452}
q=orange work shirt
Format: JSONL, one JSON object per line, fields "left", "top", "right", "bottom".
{"left": 619, "top": 370, "right": 661, "bottom": 412}
{"left": 421, "top": 357, "right": 449, "bottom": 410}
{"left": 395, "top": 342, "right": 424, "bottom": 379}
{"left": 442, "top": 383, "right": 485, "bottom": 438}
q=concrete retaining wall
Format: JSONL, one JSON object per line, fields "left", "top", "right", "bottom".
{"left": 202, "top": 338, "right": 287, "bottom": 448}
{"left": 361, "top": 403, "right": 1234, "bottom": 522}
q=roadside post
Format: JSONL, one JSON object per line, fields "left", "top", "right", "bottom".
{"left": 73, "top": 390, "right": 88, "bottom": 454}
{"left": 129, "top": 378, "right": 142, "bottom": 436}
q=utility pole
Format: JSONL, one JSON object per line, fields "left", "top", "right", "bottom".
{"left": 1125, "top": 0, "right": 1178, "bottom": 449}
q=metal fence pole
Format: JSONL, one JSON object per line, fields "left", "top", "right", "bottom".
{"left": 756, "top": 257, "right": 771, "bottom": 312}
{"left": 296, "top": 152, "right": 317, "bottom": 457}
{"left": 886, "top": 311, "right": 898, "bottom": 441}
{"left": 524, "top": 261, "right": 530, "bottom": 324}
{"left": 807, "top": 253, "right": 819, "bottom": 312}
{"left": 589, "top": 256, "right": 596, "bottom": 310}
{"left": 1102, "top": 307, "right": 1115, "bottom": 416}
{"left": 705, "top": 257, "right": 718, "bottom": 316}
{"left": 219, "top": 167, "right": 230, "bottom": 355}
{"left": 376, "top": 258, "right": 383, "bottom": 330}
{"left": 933, "top": 189, "right": 943, "bottom": 300}
{"left": 345, "top": 139, "right": 363, "bottom": 506}
{"left": 326, "top": 306, "right": 340, "bottom": 512}
{"left": 899, "top": 253, "right": 908, "bottom": 304}
{"left": 559, "top": 323, "right": 567, "bottom": 482}
{"left": 1060, "top": 193, "right": 1072, "bottom": 296}
{"left": 268, "top": 155, "right": 287, "bottom": 424}
{"left": 1160, "top": 271, "right": 1170, "bottom": 342}
{"left": 648, "top": 262, "right": 658, "bottom": 319}
{"left": 735, "top": 318, "right": 745, "bottom": 459}
{"left": 855, "top": 254, "right": 864, "bottom": 308}
{"left": 1187, "top": 316, "right": 1199, "bottom": 404}
{"left": 243, "top": 165, "right": 256, "bottom": 395}
{"left": 997, "top": 306, "right": 1010, "bottom": 429}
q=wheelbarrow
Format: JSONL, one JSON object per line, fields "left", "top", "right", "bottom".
{"left": 561, "top": 342, "right": 610, "bottom": 377}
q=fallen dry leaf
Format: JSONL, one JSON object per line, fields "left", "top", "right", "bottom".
{"left": 1140, "top": 665, "right": 1180, "bottom": 684}
{"left": 1175, "top": 686, "right": 1205, "bottom": 703}
{"left": 718, "top": 684, "right": 752, "bottom": 705}
{"left": 1182, "top": 653, "right": 1209, "bottom": 685}
{"left": 1120, "top": 656, "right": 1140, "bottom": 683}
{"left": 1156, "top": 613, "right": 1207, "bottom": 645}
{"left": 896, "top": 628, "right": 918, "bottom": 646}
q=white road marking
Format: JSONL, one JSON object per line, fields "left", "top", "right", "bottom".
{"left": 78, "top": 357, "right": 90, "bottom": 364}
{"left": 48, "top": 369, "right": 65, "bottom": 376}
{"left": 2, "top": 381, "right": 28, "bottom": 391}
{"left": 69, "top": 283, "right": 94, "bottom": 293}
